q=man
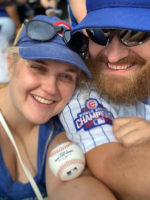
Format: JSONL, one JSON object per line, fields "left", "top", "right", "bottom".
{"left": 59, "top": 0, "right": 150, "bottom": 199}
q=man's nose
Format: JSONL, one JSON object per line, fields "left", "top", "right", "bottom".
{"left": 103, "top": 36, "right": 129, "bottom": 63}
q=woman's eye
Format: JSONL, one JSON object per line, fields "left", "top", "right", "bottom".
{"left": 31, "top": 65, "right": 46, "bottom": 72}
{"left": 32, "top": 65, "right": 42, "bottom": 70}
{"left": 59, "top": 73, "right": 76, "bottom": 82}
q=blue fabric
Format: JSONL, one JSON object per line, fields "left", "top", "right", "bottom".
{"left": 0, "top": 8, "right": 9, "bottom": 17}
{"left": 0, "top": 116, "right": 64, "bottom": 200}
{"left": 68, "top": 5, "right": 78, "bottom": 27}
{"left": 17, "top": 15, "right": 91, "bottom": 78}
{"left": 72, "top": 0, "right": 150, "bottom": 33}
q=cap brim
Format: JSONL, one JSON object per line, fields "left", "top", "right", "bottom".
{"left": 19, "top": 42, "right": 92, "bottom": 78}
{"left": 72, "top": 7, "right": 150, "bottom": 33}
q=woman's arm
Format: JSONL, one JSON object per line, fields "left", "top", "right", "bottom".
{"left": 45, "top": 132, "right": 117, "bottom": 200}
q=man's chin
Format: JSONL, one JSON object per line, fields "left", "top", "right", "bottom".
{"left": 98, "top": 88, "right": 136, "bottom": 105}
{"left": 97, "top": 82, "right": 149, "bottom": 105}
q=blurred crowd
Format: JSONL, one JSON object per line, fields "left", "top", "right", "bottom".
{"left": 0, "top": 0, "right": 68, "bottom": 82}
{"left": 0, "top": 0, "right": 67, "bottom": 44}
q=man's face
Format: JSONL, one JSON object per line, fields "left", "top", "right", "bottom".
{"left": 88, "top": 35, "right": 150, "bottom": 105}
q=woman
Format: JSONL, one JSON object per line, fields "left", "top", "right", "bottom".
{"left": 0, "top": 14, "right": 94, "bottom": 199}
{"left": 0, "top": 14, "right": 118, "bottom": 200}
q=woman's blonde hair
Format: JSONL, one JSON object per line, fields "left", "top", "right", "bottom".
{"left": 0, "top": 46, "right": 20, "bottom": 88}
{"left": 7, "top": 46, "right": 19, "bottom": 59}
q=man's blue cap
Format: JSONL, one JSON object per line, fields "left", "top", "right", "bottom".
{"left": 17, "top": 15, "right": 91, "bottom": 78}
{"left": 73, "top": 0, "right": 150, "bottom": 33}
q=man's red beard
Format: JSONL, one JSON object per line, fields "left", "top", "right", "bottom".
{"left": 86, "top": 54, "right": 150, "bottom": 105}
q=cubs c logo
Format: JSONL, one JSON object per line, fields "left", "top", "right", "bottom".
{"left": 54, "top": 21, "right": 71, "bottom": 37}
{"left": 86, "top": 99, "right": 98, "bottom": 109}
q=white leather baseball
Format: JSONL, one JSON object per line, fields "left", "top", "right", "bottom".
{"left": 49, "top": 141, "right": 85, "bottom": 181}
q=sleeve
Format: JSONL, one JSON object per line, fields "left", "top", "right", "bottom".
{"left": 59, "top": 87, "right": 118, "bottom": 153}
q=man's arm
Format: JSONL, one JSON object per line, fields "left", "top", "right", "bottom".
{"left": 45, "top": 132, "right": 117, "bottom": 200}
{"left": 68, "top": 0, "right": 87, "bottom": 35}
{"left": 68, "top": 0, "right": 86, "bottom": 24}
{"left": 86, "top": 139, "right": 150, "bottom": 200}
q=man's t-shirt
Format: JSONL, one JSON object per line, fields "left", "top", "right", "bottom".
{"left": 60, "top": 87, "right": 150, "bottom": 153}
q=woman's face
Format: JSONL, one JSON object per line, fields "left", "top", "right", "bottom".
{"left": 8, "top": 57, "right": 78, "bottom": 124}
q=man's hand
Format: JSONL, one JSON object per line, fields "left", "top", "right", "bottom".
{"left": 113, "top": 117, "right": 150, "bottom": 147}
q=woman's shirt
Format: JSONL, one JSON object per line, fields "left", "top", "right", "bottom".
{"left": 0, "top": 116, "right": 64, "bottom": 200}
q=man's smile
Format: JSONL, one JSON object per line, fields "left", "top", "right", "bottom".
{"left": 107, "top": 63, "right": 134, "bottom": 70}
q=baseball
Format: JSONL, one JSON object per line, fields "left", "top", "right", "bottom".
{"left": 49, "top": 141, "right": 86, "bottom": 181}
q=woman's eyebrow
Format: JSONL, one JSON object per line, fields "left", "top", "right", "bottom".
{"left": 29, "top": 60, "right": 78, "bottom": 73}
{"left": 29, "top": 60, "right": 48, "bottom": 65}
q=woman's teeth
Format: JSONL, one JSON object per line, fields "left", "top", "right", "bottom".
{"left": 33, "top": 95, "right": 53, "bottom": 104}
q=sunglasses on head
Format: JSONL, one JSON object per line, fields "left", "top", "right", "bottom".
{"left": 86, "top": 28, "right": 150, "bottom": 47}
{"left": 13, "top": 19, "right": 89, "bottom": 56}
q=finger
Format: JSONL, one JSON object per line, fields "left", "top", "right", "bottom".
{"left": 120, "top": 129, "right": 149, "bottom": 147}
{"left": 113, "top": 116, "right": 142, "bottom": 131}
{"left": 113, "top": 117, "right": 143, "bottom": 140}
{"left": 113, "top": 117, "right": 133, "bottom": 133}
{"left": 114, "top": 122, "right": 137, "bottom": 141}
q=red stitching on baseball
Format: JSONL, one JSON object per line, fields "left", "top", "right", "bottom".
{"left": 50, "top": 142, "right": 73, "bottom": 157}
{"left": 57, "top": 159, "right": 85, "bottom": 179}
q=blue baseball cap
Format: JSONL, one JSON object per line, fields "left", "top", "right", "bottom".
{"left": 16, "top": 15, "right": 91, "bottom": 78}
{"left": 73, "top": 0, "right": 150, "bottom": 33}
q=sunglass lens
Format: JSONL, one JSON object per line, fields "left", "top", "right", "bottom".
{"left": 86, "top": 28, "right": 107, "bottom": 45}
{"left": 65, "top": 31, "right": 89, "bottom": 54}
{"left": 64, "top": 29, "right": 71, "bottom": 42}
{"left": 119, "top": 29, "right": 150, "bottom": 46}
{"left": 27, "top": 20, "right": 56, "bottom": 41}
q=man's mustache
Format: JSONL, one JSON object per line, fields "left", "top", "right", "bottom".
{"left": 93, "top": 54, "right": 146, "bottom": 66}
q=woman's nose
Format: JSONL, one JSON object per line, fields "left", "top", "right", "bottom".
{"left": 42, "top": 76, "right": 59, "bottom": 96}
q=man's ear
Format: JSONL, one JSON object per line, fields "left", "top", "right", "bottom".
{"left": 7, "top": 53, "right": 14, "bottom": 78}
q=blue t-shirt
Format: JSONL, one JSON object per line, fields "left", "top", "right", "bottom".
{"left": 0, "top": 116, "right": 64, "bottom": 200}
{"left": 0, "top": 8, "right": 9, "bottom": 17}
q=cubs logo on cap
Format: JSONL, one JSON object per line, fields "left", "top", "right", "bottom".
{"left": 54, "top": 21, "right": 71, "bottom": 37}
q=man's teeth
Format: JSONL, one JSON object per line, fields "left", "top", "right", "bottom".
{"left": 33, "top": 95, "right": 53, "bottom": 104}
{"left": 108, "top": 63, "right": 132, "bottom": 70}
